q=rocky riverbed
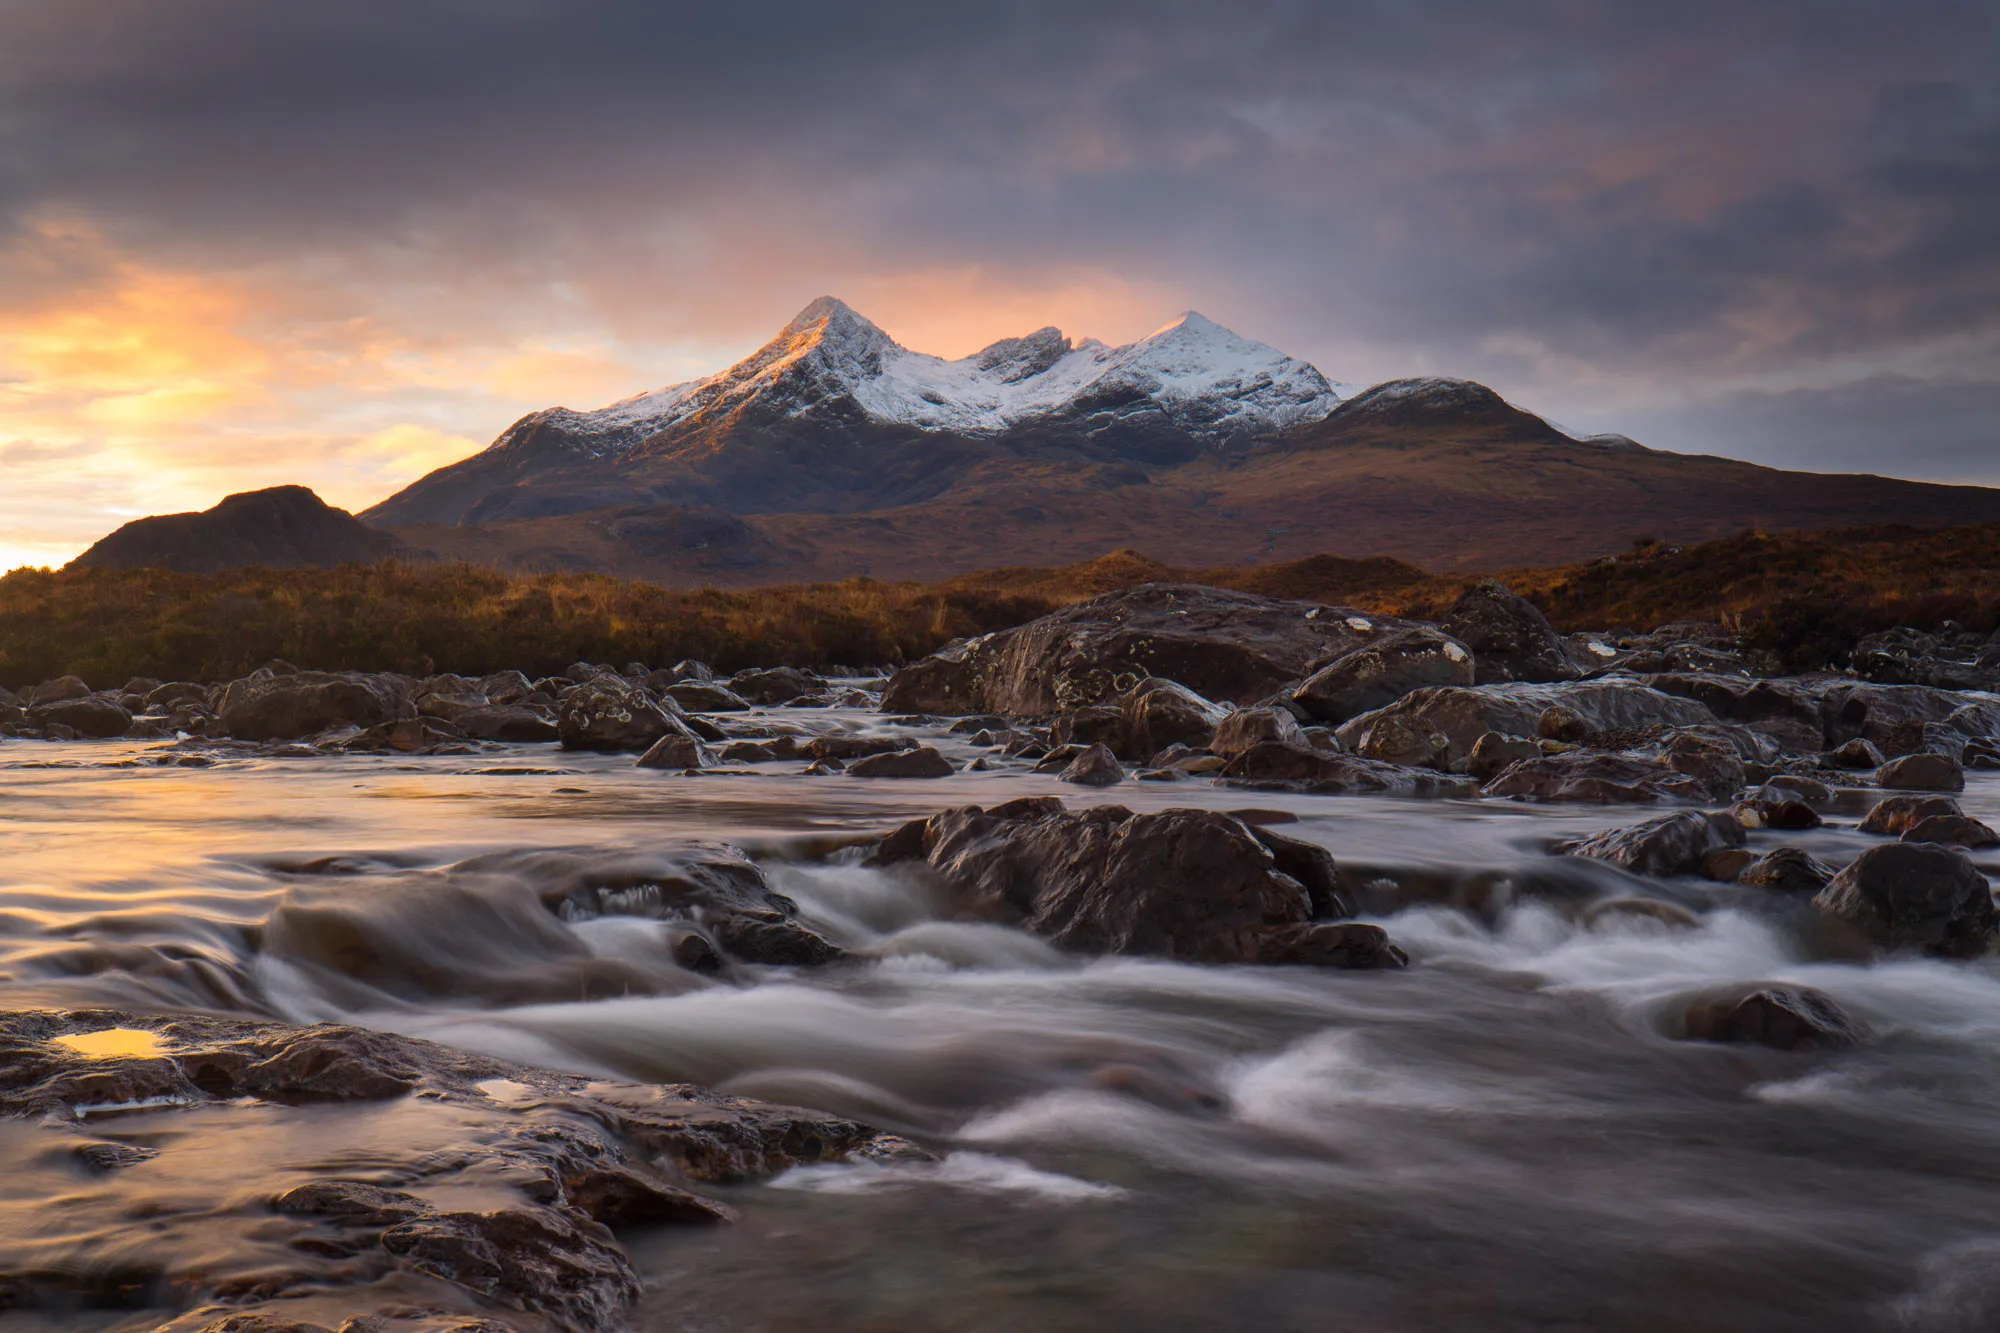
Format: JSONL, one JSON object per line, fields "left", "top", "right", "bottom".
{"left": 6, "top": 581, "right": 2000, "bottom": 1330}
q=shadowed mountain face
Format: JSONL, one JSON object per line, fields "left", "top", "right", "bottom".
{"left": 70, "top": 486, "right": 404, "bottom": 573}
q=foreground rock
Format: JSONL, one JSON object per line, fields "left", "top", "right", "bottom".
{"left": 1813, "top": 843, "right": 1999, "bottom": 957}
{"left": 0, "top": 1009, "right": 906, "bottom": 1331}
{"left": 880, "top": 583, "right": 1425, "bottom": 716}
{"left": 869, "top": 800, "right": 1402, "bottom": 967}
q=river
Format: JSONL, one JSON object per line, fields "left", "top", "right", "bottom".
{"left": 3, "top": 706, "right": 1999, "bottom": 1331}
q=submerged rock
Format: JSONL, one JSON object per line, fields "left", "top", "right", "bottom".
{"left": 1677, "top": 985, "right": 1868, "bottom": 1052}
{"left": 1217, "top": 741, "right": 1472, "bottom": 796}
{"left": 0, "top": 1009, "right": 897, "bottom": 1332}
{"left": 1484, "top": 752, "right": 1714, "bottom": 803}
{"left": 1554, "top": 810, "right": 1746, "bottom": 878}
{"left": 847, "top": 746, "right": 955, "bottom": 778}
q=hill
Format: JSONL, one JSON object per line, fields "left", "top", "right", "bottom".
{"left": 69, "top": 486, "right": 404, "bottom": 574}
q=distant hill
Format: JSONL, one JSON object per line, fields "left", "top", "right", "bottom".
{"left": 69, "top": 486, "right": 404, "bottom": 573}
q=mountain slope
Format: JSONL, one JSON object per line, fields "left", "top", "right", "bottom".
{"left": 381, "top": 379, "right": 2000, "bottom": 583}
{"left": 363, "top": 298, "right": 1341, "bottom": 526}
{"left": 70, "top": 486, "right": 405, "bottom": 573}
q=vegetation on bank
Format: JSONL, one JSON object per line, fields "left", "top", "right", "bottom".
{"left": 3, "top": 521, "right": 1995, "bottom": 687}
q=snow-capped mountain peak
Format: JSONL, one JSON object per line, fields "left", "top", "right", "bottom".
{"left": 499, "top": 297, "right": 1344, "bottom": 456}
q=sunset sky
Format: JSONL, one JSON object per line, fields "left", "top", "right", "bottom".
{"left": 2, "top": 1, "right": 1996, "bottom": 571}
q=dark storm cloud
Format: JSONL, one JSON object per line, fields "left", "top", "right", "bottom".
{"left": 2, "top": 0, "right": 1996, "bottom": 470}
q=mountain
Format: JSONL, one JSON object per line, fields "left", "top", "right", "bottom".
{"left": 68, "top": 300, "right": 2000, "bottom": 585}
{"left": 362, "top": 298, "right": 1341, "bottom": 526}
{"left": 70, "top": 486, "right": 405, "bottom": 573}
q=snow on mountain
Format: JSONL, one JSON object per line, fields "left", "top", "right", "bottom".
{"left": 505, "top": 297, "right": 1344, "bottom": 456}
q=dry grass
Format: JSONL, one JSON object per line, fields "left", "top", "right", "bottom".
{"left": 5, "top": 522, "right": 1994, "bottom": 689}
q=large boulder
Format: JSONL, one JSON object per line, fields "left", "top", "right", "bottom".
{"left": 26, "top": 694, "right": 132, "bottom": 738}
{"left": 26, "top": 675, "right": 92, "bottom": 705}
{"left": 870, "top": 802, "right": 1399, "bottom": 967}
{"left": 1291, "top": 627, "right": 1475, "bottom": 724}
{"left": 217, "top": 671, "right": 413, "bottom": 742}
{"left": 1553, "top": 810, "right": 1746, "bottom": 878}
{"left": 1813, "top": 843, "right": 1998, "bottom": 957}
{"left": 1440, "top": 583, "right": 1581, "bottom": 684}
{"left": 881, "top": 583, "right": 1424, "bottom": 716}
{"left": 556, "top": 680, "right": 690, "bottom": 752}
{"left": 1339, "top": 681, "right": 1716, "bottom": 771}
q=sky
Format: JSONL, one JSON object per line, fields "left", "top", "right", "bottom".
{"left": 1, "top": 0, "right": 1996, "bottom": 570}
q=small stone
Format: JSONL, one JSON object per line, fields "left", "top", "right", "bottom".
{"left": 847, "top": 747, "right": 955, "bottom": 778}
{"left": 1058, "top": 743, "right": 1125, "bottom": 787}
{"left": 1737, "top": 847, "right": 1836, "bottom": 893}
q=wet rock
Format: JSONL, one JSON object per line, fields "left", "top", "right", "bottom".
{"left": 1467, "top": 731, "right": 1543, "bottom": 781}
{"left": 1678, "top": 985, "right": 1868, "bottom": 1051}
{"left": 847, "top": 746, "right": 955, "bottom": 778}
{"left": 1827, "top": 737, "right": 1887, "bottom": 770}
{"left": 556, "top": 680, "right": 689, "bottom": 752}
{"left": 1338, "top": 681, "right": 1715, "bottom": 772}
{"left": 145, "top": 681, "right": 211, "bottom": 711}
{"left": 1901, "top": 814, "right": 2000, "bottom": 848}
{"left": 1814, "top": 843, "right": 1999, "bottom": 957}
{"left": 340, "top": 717, "right": 470, "bottom": 754}
{"left": 880, "top": 583, "right": 1423, "bottom": 716}
{"left": 888, "top": 803, "right": 1394, "bottom": 966}
{"left": 662, "top": 682, "right": 752, "bottom": 713}
{"left": 1738, "top": 847, "right": 1836, "bottom": 893}
{"left": 1859, "top": 794, "right": 1966, "bottom": 836}
{"left": 1825, "top": 682, "right": 2000, "bottom": 755}
{"left": 1211, "top": 706, "right": 1307, "bottom": 758}
{"left": 1642, "top": 673, "right": 1825, "bottom": 735}
{"left": 1484, "top": 752, "right": 1714, "bottom": 803}
{"left": 1291, "top": 627, "right": 1475, "bottom": 724}
{"left": 1554, "top": 810, "right": 1746, "bottom": 877}
{"left": 1583, "top": 897, "right": 1704, "bottom": 929}
{"left": 728, "top": 667, "right": 824, "bottom": 705}
{"left": 1701, "top": 847, "right": 1757, "bottom": 881}
{"left": 1877, "top": 751, "right": 1965, "bottom": 792}
{"left": 1051, "top": 704, "right": 1129, "bottom": 753}
{"left": 26, "top": 694, "right": 133, "bottom": 738}
{"left": 636, "top": 735, "right": 715, "bottom": 770}
{"left": 1217, "top": 741, "right": 1473, "bottom": 796}
{"left": 1120, "top": 678, "right": 1227, "bottom": 759}
{"left": 1440, "top": 582, "right": 1581, "bottom": 684}
{"left": 1257, "top": 922, "right": 1408, "bottom": 968}
{"left": 1058, "top": 743, "right": 1125, "bottom": 787}
{"left": 1730, "top": 787, "right": 1824, "bottom": 831}
{"left": 455, "top": 704, "right": 561, "bottom": 743}
{"left": 219, "top": 672, "right": 414, "bottom": 742}
{"left": 1659, "top": 732, "right": 1748, "bottom": 792}
{"left": 1761, "top": 773, "right": 1834, "bottom": 806}
{"left": 804, "top": 734, "right": 913, "bottom": 761}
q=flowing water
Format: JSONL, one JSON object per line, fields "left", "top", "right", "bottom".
{"left": 5, "top": 708, "right": 2000, "bottom": 1331}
